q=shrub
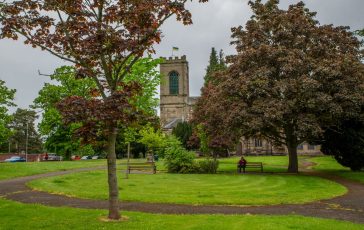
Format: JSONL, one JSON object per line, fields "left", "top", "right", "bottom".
{"left": 198, "top": 158, "right": 219, "bottom": 174}
{"left": 164, "top": 145, "right": 196, "bottom": 173}
{"left": 156, "top": 135, "right": 181, "bottom": 158}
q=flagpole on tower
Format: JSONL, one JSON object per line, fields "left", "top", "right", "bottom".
{"left": 172, "top": 47, "right": 179, "bottom": 57}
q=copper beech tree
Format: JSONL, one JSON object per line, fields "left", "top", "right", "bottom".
{"left": 0, "top": 0, "right": 207, "bottom": 219}
{"left": 194, "top": 0, "right": 364, "bottom": 173}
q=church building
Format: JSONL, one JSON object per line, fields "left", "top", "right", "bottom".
{"left": 159, "top": 55, "right": 198, "bottom": 131}
{"left": 159, "top": 55, "right": 321, "bottom": 155}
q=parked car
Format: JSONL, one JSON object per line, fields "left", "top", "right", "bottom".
{"left": 91, "top": 156, "right": 99, "bottom": 160}
{"left": 46, "top": 153, "right": 63, "bottom": 161}
{"left": 71, "top": 155, "right": 81, "bottom": 160}
{"left": 81, "top": 155, "right": 92, "bottom": 160}
{"left": 4, "top": 156, "right": 26, "bottom": 163}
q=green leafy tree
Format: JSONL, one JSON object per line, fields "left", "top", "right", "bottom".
{"left": 33, "top": 66, "right": 96, "bottom": 159}
{"left": 138, "top": 125, "right": 165, "bottom": 155}
{"left": 124, "top": 57, "right": 162, "bottom": 115}
{"left": 357, "top": 29, "right": 364, "bottom": 36}
{"left": 0, "top": 80, "right": 15, "bottom": 148}
{"left": 196, "top": 124, "right": 209, "bottom": 155}
{"left": 194, "top": 0, "right": 364, "bottom": 173}
{"left": 9, "top": 109, "right": 42, "bottom": 153}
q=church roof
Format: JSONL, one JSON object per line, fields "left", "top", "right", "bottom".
{"left": 163, "top": 118, "right": 182, "bottom": 130}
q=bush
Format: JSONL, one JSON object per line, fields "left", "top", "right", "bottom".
{"left": 163, "top": 135, "right": 220, "bottom": 174}
{"left": 156, "top": 135, "right": 181, "bottom": 159}
{"left": 164, "top": 145, "right": 196, "bottom": 174}
{"left": 198, "top": 159, "right": 219, "bottom": 174}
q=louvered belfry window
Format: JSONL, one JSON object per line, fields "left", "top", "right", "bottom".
{"left": 169, "top": 71, "right": 179, "bottom": 95}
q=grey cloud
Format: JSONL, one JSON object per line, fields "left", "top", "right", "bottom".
{"left": 0, "top": 0, "right": 363, "bottom": 108}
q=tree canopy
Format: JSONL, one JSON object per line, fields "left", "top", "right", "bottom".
{"left": 0, "top": 80, "right": 15, "bottom": 146}
{"left": 194, "top": 0, "right": 364, "bottom": 173}
{"left": 204, "top": 48, "right": 227, "bottom": 85}
{"left": 0, "top": 0, "right": 208, "bottom": 220}
{"left": 33, "top": 66, "right": 97, "bottom": 159}
{"left": 8, "top": 108, "right": 43, "bottom": 153}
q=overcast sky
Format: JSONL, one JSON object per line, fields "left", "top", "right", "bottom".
{"left": 0, "top": 0, "right": 363, "bottom": 112}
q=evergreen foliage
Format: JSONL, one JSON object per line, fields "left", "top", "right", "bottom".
{"left": 8, "top": 109, "right": 43, "bottom": 153}
{"left": 172, "top": 121, "right": 193, "bottom": 149}
{"left": 204, "top": 48, "right": 227, "bottom": 85}
{"left": 321, "top": 118, "right": 364, "bottom": 171}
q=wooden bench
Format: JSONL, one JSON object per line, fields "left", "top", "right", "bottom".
{"left": 123, "top": 162, "right": 157, "bottom": 174}
{"left": 237, "top": 162, "right": 263, "bottom": 173}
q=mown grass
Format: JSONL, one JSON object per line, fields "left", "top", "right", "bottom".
{"left": 309, "top": 156, "right": 364, "bottom": 184}
{"left": 29, "top": 170, "right": 346, "bottom": 206}
{"left": 0, "top": 199, "right": 363, "bottom": 230}
{"left": 0, "top": 160, "right": 106, "bottom": 181}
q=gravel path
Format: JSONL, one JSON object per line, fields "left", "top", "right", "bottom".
{"left": 0, "top": 166, "right": 363, "bottom": 224}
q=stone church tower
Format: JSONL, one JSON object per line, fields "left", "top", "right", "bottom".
{"left": 160, "top": 55, "right": 197, "bottom": 130}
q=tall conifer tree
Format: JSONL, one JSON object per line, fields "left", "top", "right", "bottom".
{"left": 204, "top": 48, "right": 227, "bottom": 85}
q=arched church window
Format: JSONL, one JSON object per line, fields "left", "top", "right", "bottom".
{"left": 169, "top": 71, "right": 179, "bottom": 95}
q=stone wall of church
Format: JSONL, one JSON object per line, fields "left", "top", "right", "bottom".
{"left": 160, "top": 56, "right": 190, "bottom": 127}
{"left": 240, "top": 137, "right": 322, "bottom": 156}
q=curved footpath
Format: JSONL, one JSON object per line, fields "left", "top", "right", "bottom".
{"left": 0, "top": 167, "right": 363, "bottom": 224}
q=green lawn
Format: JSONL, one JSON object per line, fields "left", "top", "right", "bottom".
{"left": 29, "top": 170, "right": 346, "bottom": 206}
{"left": 1, "top": 199, "right": 363, "bottom": 230}
{"left": 309, "top": 156, "right": 364, "bottom": 184}
{"left": 0, "top": 160, "right": 106, "bottom": 181}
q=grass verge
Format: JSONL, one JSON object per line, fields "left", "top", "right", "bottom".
{"left": 29, "top": 170, "right": 346, "bottom": 206}
{"left": 0, "top": 198, "right": 363, "bottom": 230}
{"left": 0, "top": 160, "right": 106, "bottom": 181}
{"left": 309, "top": 156, "right": 364, "bottom": 184}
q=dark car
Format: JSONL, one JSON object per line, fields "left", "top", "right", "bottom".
{"left": 4, "top": 156, "right": 26, "bottom": 162}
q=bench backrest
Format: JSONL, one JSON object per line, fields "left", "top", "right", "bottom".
{"left": 246, "top": 162, "right": 262, "bottom": 165}
{"left": 121, "top": 162, "right": 155, "bottom": 166}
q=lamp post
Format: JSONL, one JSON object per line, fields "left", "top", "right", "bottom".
{"left": 25, "top": 122, "right": 29, "bottom": 162}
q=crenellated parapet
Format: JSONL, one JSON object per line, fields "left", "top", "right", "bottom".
{"left": 160, "top": 55, "right": 187, "bottom": 63}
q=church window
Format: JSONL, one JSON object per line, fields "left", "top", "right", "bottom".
{"left": 254, "top": 139, "right": 263, "bottom": 147}
{"left": 169, "top": 71, "right": 179, "bottom": 95}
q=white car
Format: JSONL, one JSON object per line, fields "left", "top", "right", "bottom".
{"left": 46, "top": 153, "right": 63, "bottom": 161}
{"left": 81, "top": 156, "right": 91, "bottom": 160}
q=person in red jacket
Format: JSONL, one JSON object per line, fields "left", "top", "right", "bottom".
{"left": 238, "top": 156, "right": 247, "bottom": 173}
{"left": 44, "top": 153, "right": 49, "bottom": 161}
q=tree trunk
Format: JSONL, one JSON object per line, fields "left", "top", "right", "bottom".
{"left": 287, "top": 143, "right": 299, "bottom": 173}
{"left": 107, "top": 126, "right": 121, "bottom": 220}
{"left": 236, "top": 141, "right": 243, "bottom": 156}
